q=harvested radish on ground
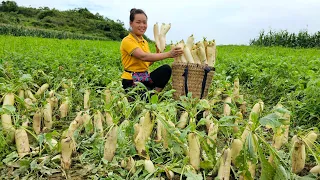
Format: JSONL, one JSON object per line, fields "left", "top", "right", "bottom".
{"left": 103, "top": 125, "right": 118, "bottom": 161}
{"left": 231, "top": 139, "right": 243, "bottom": 164}
{"left": 105, "top": 112, "right": 113, "bottom": 127}
{"left": 134, "top": 111, "right": 154, "bottom": 158}
{"left": 304, "top": 131, "right": 318, "bottom": 148}
{"left": 61, "top": 136, "right": 74, "bottom": 169}
{"left": 223, "top": 96, "right": 232, "bottom": 116}
{"left": 36, "top": 83, "right": 49, "bottom": 96}
{"left": 25, "top": 90, "right": 37, "bottom": 102}
{"left": 105, "top": 89, "right": 112, "bottom": 105}
{"left": 177, "top": 111, "right": 189, "bottom": 129}
{"left": 84, "top": 89, "right": 90, "bottom": 110}
{"left": 207, "top": 122, "right": 218, "bottom": 145}
{"left": 43, "top": 102, "right": 52, "bottom": 130}
{"left": 2, "top": 93, "right": 16, "bottom": 142}
{"left": 15, "top": 127, "right": 30, "bottom": 158}
{"left": 59, "top": 98, "right": 69, "bottom": 118}
{"left": 218, "top": 148, "right": 232, "bottom": 180}
{"left": 144, "top": 159, "right": 155, "bottom": 174}
{"left": 94, "top": 111, "right": 104, "bottom": 136}
{"left": 188, "top": 132, "right": 200, "bottom": 170}
{"left": 33, "top": 110, "right": 42, "bottom": 135}
{"left": 291, "top": 135, "right": 306, "bottom": 174}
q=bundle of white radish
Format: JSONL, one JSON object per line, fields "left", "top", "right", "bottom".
{"left": 1, "top": 93, "right": 16, "bottom": 142}
{"left": 196, "top": 41, "right": 207, "bottom": 65}
{"left": 153, "top": 23, "right": 171, "bottom": 52}
{"left": 174, "top": 40, "right": 187, "bottom": 63}
{"left": 103, "top": 125, "right": 118, "bottom": 161}
{"left": 191, "top": 48, "right": 202, "bottom": 64}
{"left": 206, "top": 40, "right": 216, "bottom": 67}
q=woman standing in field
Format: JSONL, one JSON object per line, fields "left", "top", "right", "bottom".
{"left": 120, "top": 8, "right": 183, "bottom": 92}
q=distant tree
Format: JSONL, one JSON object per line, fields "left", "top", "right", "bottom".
{"left": 1, "top": 1, "right": 18, "bottom": 12}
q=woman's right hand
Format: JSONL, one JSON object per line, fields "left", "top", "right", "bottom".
{"left": 169, "top": 47, "right": 184, "bottom": 58}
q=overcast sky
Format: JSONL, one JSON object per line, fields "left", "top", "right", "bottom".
{"left": 14, "top": 0, "right": 320, "bottom": 45}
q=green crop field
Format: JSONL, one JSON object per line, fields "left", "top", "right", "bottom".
{"left": 0, "top": 35, "right": 319, "bottom": 179}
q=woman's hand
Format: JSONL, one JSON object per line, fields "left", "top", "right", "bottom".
{"left": 169, "top": 47, "right": 184, "bottom": 58}
{"left": 155, "top": 45, "right": 161, "bottom": 53}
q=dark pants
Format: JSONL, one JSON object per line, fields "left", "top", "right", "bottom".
{"left": 122, "top": 64, "right": 172, "bottom": 91}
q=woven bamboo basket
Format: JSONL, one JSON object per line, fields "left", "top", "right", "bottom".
{"left": 171, "top": 62, "right": 215, "bottom": 100}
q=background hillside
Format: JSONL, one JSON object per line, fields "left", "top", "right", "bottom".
{"left": 0, "top": 0, "right": 152, "bottom": 41}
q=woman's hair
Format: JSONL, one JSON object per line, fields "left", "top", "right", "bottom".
{"left": 129, "top": 8, "right": 147, "bottom": 22}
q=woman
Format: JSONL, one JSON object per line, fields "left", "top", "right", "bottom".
{"left": 120, "top": 8, "right": 183, "bottom": 92}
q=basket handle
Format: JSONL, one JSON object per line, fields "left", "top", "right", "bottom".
{"left": 182, "top": 66, "right": 189, "bottom": 96}
{"left": 200, "top": 66, "right": 213, "bottom": 99}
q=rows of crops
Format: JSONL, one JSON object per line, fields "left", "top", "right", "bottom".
{"left": 250, "top": 30, "right": 320, "bottom": 48}
{"left": 0, "top": 35, "right": 319, "bottom": 179}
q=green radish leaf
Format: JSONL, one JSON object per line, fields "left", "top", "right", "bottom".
{"left": 247, "top": 133, "right": 256, "bottom": 159}
{"left": 273, "top": 165, "right": 288, "bottom": 180}
{"left": 2, "top": 105, "right": 16, "bottom": 114}
{"left": 19, "top": 74, "right": 33, "bottom": 82}
{"left": 274, "top": 107, "right": 290, "bottom": 114}
{"left": 185, "top": 171, "right": 203, "bottom": 180}
{"left": 259, "top": 113, "right": 282, "bottom": 129}
{"left": 151, "top": 94, "right": 158, "bottom": 104}
{"left": 257, "top": 141, "right": 275, "bottom": 179}
{"left": 2, "top": 152, "right": 18, "bottom": 164}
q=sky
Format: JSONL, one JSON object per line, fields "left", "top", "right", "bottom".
{"left": 14, "top": 0, "right": 320, "bottom": 45}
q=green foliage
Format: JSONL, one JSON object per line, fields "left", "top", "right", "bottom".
{"left": 250, "top": 29, "right": 320, "bottom": 48}
{"left": 0, "top": 0, "right": 136, "bottom": 41}
{"left": 0, "top": 24, "right": 110, "bottom": 40}
{"left": 215, "top": 45, "right": 320, "bottom": 128}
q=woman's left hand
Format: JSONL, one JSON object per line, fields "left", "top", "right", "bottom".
{"left": 155, "top": 45, "right": 161, "bottom": 53}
